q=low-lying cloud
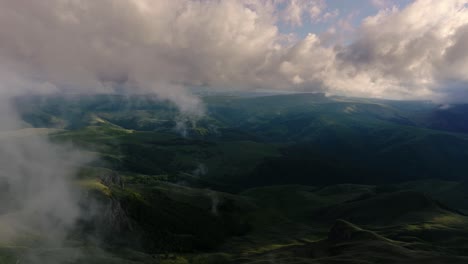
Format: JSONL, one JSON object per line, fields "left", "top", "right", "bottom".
{"left": 0, "top": 98, "right": 92, "bottom": 263}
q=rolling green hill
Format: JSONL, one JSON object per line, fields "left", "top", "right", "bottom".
{"left": 3, "top": 93, "right": 468, "bottom": 263}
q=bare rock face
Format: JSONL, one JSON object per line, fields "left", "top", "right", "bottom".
{"left": 102, "top": 197, "right": 133, "bottom": 233}
{"left": 94, "top": 171, "right": 132, "bottom": 233}
{"left": 99, "top": 171, "right": 124, "bottom": 188}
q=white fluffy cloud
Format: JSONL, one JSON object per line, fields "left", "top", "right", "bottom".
{"left": 281, "top": 0, "right": 326, "bottom": 26}
{"left": 336, "top": 0, "right": 468, "bottom": 100}
{"left": 0, "top": 0, "right": 467, "bottom": 107}
{"left": 0, "top": 0, "right": 281, "bottom": 112}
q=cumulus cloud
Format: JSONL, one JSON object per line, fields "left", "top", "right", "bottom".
{"left": 281, "top": 0, "right": 326, "bottom": 26}
{"left": 0, "top": 0, "right": 467, "bottom": 105}
{"left": 275, "top": 0, "right": 468, "bottom": 101}
{"left": 0, "top": 0, "right": 280, "bottom": 112}
{"left": 337, "top": 0, "right": 468, "bottom": 100}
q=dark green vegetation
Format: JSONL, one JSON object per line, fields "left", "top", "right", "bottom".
{"left": 3, "top": 93, "right": 468, "bottom": 263}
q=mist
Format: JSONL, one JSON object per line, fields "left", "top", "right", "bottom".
{"left": 0, "top": 97, "right": 94, "bottom": 263}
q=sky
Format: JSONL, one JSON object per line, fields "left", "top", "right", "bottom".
{"left": 278, "top": 0, "right": 412, "bottom": 37}
{"left": 0, "top": 0, "right": 467, "bottom": 112}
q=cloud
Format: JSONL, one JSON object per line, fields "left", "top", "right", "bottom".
{"left": 336, "top": 0, "right": 468, "bottom": 100}
{"left": 0, "top": 0, "right": 280, "bottom": 112}
{"left": 281, "top": 0, "right": 326, "bottom": 26}
{"left": 0, "top": 97, "right": 93, "bottom": 263}
{"left": 0, "top": 0, "right": 467, "bottom": 104}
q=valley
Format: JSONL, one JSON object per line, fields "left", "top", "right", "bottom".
{"left": 2, "top": 93, "right": 468, "bottom": 263}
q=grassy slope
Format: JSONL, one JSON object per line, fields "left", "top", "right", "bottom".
{"left": 4, "top": 94, "right": 468, "bottom": 262}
